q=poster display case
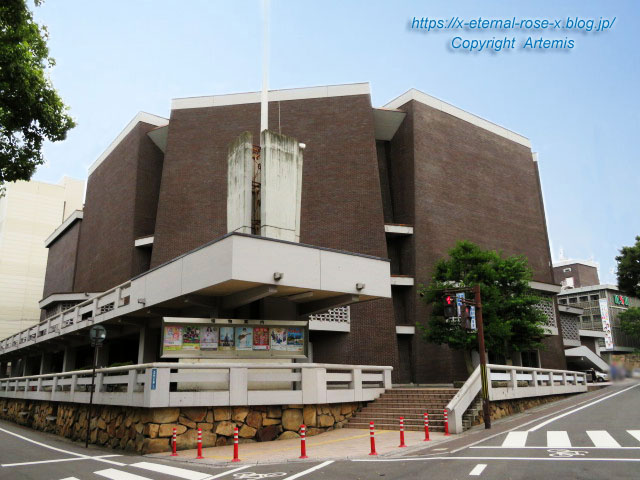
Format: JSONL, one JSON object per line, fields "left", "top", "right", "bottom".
{"left": 160, "top": 317, "right": 308, "bottom": 359}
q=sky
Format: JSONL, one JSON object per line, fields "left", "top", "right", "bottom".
{"left": 31, "top": 0, "right": 639, "bottom": 284}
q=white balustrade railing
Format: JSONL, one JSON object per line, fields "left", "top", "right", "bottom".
{"left": 446, "top": 364, "right": 588, "bottom": 434}
{"left": 0, "top": 281, "right": 132, "bottom": 354}
{"left": 0, "top": 362, "right": 392, "bottom": 408}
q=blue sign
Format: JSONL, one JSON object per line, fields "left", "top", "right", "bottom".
{"left": 151, "top": 368, "right": 157, "bottom": 390}
{"left": 456, "top": 292, "right": 465, "bottom": 317}
{"left": 470, "top": 306, "right": 476, "bottom": 330}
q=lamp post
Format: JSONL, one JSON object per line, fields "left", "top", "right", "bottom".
{"left": 85, "top": 325, "right": 106, "bottom": 448}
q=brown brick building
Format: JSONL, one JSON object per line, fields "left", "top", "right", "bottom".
{"left": 35, "top": 83, "right": 565, "bottom": 383}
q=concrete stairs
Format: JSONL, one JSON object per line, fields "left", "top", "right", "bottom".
{"left": 346, "top": 388, "right": 459, "bottom": 432}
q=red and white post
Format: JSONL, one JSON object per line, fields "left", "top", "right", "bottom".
{"left": 443, "top": 409, "right": 450, "bottom": 436}
{"left": 196, "top": 427, "right": 204, "bottom": 459}
{"left": 171, "top": 427, "right": 178, "bottom": 456}
{"left": 423, "top": 413, "right": 430, "bottom": 441}
{"left": 369, "top": 421, "right": 378, "bottom": 456}
{"left": 299, "top": 424, "right": 308, "bottom": 459}
{"left": 232, "top": 426, "right": 240, "bottom": 462}
{"left": 398, "top": 417, "right": 407, "bottom": 448}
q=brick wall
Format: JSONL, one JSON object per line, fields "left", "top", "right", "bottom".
{"left": 42, "top": 221, "right": 81, "bottom": 297}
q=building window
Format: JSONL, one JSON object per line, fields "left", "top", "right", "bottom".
{"left": 580, "top": 315, "right": 591, "bottom": 324}
{"left": 521, "top": 351, "right": 540, "bottom": 368}
{"left": 569, "top": 297, "right": 578, "bottom": 304}
{"left": 590, "top": 294, "right": 599, "bottom": 301}
{"left": 592, "top": 314, "right": 602, "bottom": 323}
{"left": 579, "top": 296, "right": 589, "bottom": 302}
{"left": 559, "top": 298, "right": 567, "bottom": 305}
{"left": 563, "top": 267, "right": 572, "bottom": 273}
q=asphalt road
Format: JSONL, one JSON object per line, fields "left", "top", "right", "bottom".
{"left": 0, "top": 381, "right": 638, "bottom": 479}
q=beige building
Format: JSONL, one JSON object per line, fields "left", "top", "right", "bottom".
{"left": 0, "top": 177, "right": 84, "bottom": 338}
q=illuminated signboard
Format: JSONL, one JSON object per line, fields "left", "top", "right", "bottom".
{"left": 613, "top": 295, "right": 630, "bottom": 307}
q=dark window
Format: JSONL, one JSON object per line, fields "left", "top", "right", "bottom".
{"left": 590, "top": 295, "right": 599, "bottom": 301}
{"left": 579, "top": 296, "right": 589, "bottom": 302}
{"left": 559, "top": 298, "right": 568, "bottom": 305}
{"left": 521, "top": 351, "right": 539, "bottom": 368}
{"left": 569, "top": 297, "right": 578, "bottom": 304}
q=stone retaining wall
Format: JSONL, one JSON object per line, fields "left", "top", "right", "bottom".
{"left": 0, "top": 399, "right": 361, "bottom": 454}
{"left": 473, "top": 393, "right": 577, "bottom": 425}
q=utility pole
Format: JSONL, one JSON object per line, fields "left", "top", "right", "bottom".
{"left": 474, "top": 284, "right": 491, "bottom": 429}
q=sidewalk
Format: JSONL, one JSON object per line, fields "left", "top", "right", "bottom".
{"left": 149, "top": 428, "right": 452, "bottom": 465}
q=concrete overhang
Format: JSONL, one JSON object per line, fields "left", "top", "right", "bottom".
{"left": 529, "top": 281, "right": 562, "bottom": 294}
{"left": 44, "top": 210, "right": 83, "bottom": 248}
{"left": 384, "top": 224, "right": 414, "bottom": 236}
{"left": 373, "top": 108, "right": 406, "bottom": 141}
{"left": 39, "top": 292, "right": 99, "bottom": 310}
{"left": 579, "top": 329, "right": 606, "bottom": 339}
{"left": 559, "top": 305, "right": 584, "bottom": 315}
{"left": 129, "top": 233, "right": 391, "bottom": 309}
{"left": 147, "top": 125, "right": 169, "bottom": 153}
{"left": 565, "top": 346, "right": 609, "bottom": 372}
{"left": 134, "top": 235, "right": 154, "bottom": 247}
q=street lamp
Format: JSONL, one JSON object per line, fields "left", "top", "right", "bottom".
{"left": 85, "top": 325, "right": 106, "bottom": 448}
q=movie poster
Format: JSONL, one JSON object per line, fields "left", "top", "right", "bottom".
{"left": 219, "top": 327, "right": 235, "bottom": 350}
{"left": 253, "top": 327, "right": 269, "bottom": 350}
{"left": 235, "top": 327, "right": 253, "bottom": 350}
{"left": 270, "top": 327, "right": 287, "bottom": 350}
{"left": 200, "top": 326, "right": 218, "bottom": 350}
{"left": 286, "top": 327, "right": 304, "bottom": 352}
{"left": 163, "top": 325, "right": 183, "bottom": 351}
{"left": 182, "top": 325, "right": 200, "bottom": 350}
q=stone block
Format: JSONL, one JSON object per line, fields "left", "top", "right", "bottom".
{"left": 267, "top": 406, "right": 282, "bottom": 418}
{"left": 182, "top": 407, "right": 207, "bottom": 422}
{"left": 278, "top": 431, "right": 300, "bottom": 440}
{"left": 232, "top": 407, "right": 249, "bottom": 422}
{"left": 178, "top": 416, "right": 196, "bottom": 429}
{"left": 281, "top": 409, "right": 303, "bottom": 431}
{"left": 197, "top": 422, "right": 214, "bottom": 432}
{"left": 239, "top": 424, "right": 257, "bottom": 438}
{"left": 142, "top": 437, "right": 170, "bottom": 454}
{"left": 303, "top": 405, "right": 316, "bottom": 427}
{"left": 144, "top": 423, "right": 159, "bottom": 438}
{"left": 140, "top": 408, "right": 180, "bottom": 424}
{"left": 263, "top": 417, "right": 281, "bottom": 426}
{"left": 177, "top": 429, "right": 216, "bottom": 450}
{"left": 317, "top": 414, "right": 334, "bottom": 428}
{"left": 245, "top": 411, "right": 263, "bottom": 429}
{"left": 213, "top": 407, "right": 231, "bottom": 421}
{"left": 215, "top": 421, "right": 236, "bottom": 436}
{"left": 256, "top": 424, "right": 281, "bottom": 442}
{"left": 158, "top": 424, "right": 187, "bottom": 437}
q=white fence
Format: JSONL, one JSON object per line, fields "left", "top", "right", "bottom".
{"left": 0, "top": 362, "right": 392, "bottom": 408}
{"left": 446, "top": 364, "right": 587, "bottom": 434}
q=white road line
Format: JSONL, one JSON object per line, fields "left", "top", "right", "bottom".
{"left": 209, "top": 465, "right": 251, "bottom": 479}
{"left": 59, "top": 478, "right": 81, "bottom": 480}
{"left": 501, "top": 432, "right": 528, "bottom": 447}
{"left": 469, "top": 464, "right": 487, "bottom": 476}
{"left": 0, "top": 426, "right": 125, "bottom": 466}
{"left": 2, "top": 455, "right": 122, "bottom": 467}
{"left": 587, "top": 430, "right": 621, "bottom": 448}
{"left": 131, "top": 461, "right": 211, "bottom": 480}
{"left": 352, "top": 456, "right": 640, "bottom": 463}
{"left": 471, "top": 446, "right": 640, "bottom": 450}
{"left": 547, "top": 431, "right": 571, "bottom": 447}
{"left": 629, "top": 430, "right": 640, "bottom": 443}
{"left": 282, "top": 461, "right": 334, "bottom": 480}
{"left": 95, "top": 468, "right": 153, "bottom": 480}
{"left": 528, "top": 383, "right": 640, "bottom": 432}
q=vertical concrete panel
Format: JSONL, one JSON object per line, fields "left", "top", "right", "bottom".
{"left": 227, "top": 132, "right": 254, "bottom": 234}
{"left": 260, "top": 130, "right": 304, "bottom": 242}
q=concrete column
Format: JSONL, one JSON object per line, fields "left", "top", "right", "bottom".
{"left": 137, "top": 326, "right": 157, "bottom": 364}
{"left": 62, "top": 347, "right": 76, "bottom": 372}
{"left": 39, "top": 353, "right": 53, "bottom": 374}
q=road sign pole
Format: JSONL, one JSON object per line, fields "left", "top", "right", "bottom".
{"left": 85, "top": 343, "right": 99, "bottom": 448}
{"left": 474, "top": 284, "right": 491, "bottom": 429}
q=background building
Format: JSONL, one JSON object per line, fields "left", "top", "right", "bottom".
{"left": 0, "top": 177, "right": 84, "bottom": 338}
{"left": 553, "top": 260, "right": 600, "bottom": 290}
{"left": 0, "top": 83, "right": 565, "bottom": 383}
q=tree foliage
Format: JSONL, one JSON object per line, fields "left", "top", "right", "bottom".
{"left": 616, "top": 236, "right": 640, "bottom": 298}
{"left": 417, "top": 241, "right": 547, "bottom": 360}
{"left": 619, "top": 307, "right": 640, "bottom": 339}
{"left": 0, "top": 0, "right": 75, "bottom": 190}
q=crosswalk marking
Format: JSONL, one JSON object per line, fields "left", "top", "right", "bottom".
{"left": 502, "top": 432, "right": 528, "bottom": 447}
{"left": 130, "top": 462, "right": 212, "bottom": 480}
{"left": 95, "top": 468, "right": 153, "bottom": 480}
{"left": 587, "top": 431, "right": 621, "bottom": 448}
{"left": 59, "top": 478, "right": 81, "bottom": 480}
{"left": 469, "top": 464, "right": 487, "bottom": 476}
{"left": 546, "top": 431, "right": 571, "bottom": 447}
{"left": 629, "top": 431, "right": 640, "bottom": 442}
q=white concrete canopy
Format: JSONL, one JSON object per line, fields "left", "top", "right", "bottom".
{"left": 373, "top": 108, "right": 406, "bottom": 141}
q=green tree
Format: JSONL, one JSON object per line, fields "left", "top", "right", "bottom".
{"left": 619, "top": 307, "right": 640, "bottom": 339}
{"left": 616, "top": 236, "right": 640, "bottom": 298}
{"left": 417, "top": 241, "right": 547, "bottom": 373}
{"left": 0, "top": 0, "right": 75, "bottom": 190}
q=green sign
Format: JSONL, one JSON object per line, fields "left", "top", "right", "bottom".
{"left": 613, "top": 295, "right": 629, "bottom": 306}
